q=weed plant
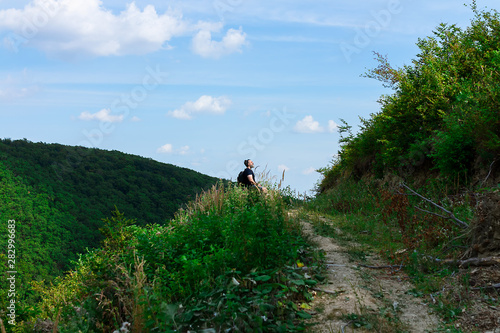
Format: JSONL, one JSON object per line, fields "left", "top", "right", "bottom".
{"left": 21, "top": 183, "right": 323, "bottom": 333}
{"left": 303, "top": 176, "right": 496, "bottom": 330}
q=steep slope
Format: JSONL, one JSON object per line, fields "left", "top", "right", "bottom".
{"left": 0, "top": 161, "right": 77, "bottom": 310}
{"left": 319, "top": 6, "right": 500, "bottom": 191}
{"left": 0, "top": 139, "right": 220, "bottom": 272}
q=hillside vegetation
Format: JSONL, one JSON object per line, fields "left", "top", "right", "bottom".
{"left": 2, "top": 4, "right": 500, "bottom": 333}
{"left": 310, "top": 4, "right": 500, "bottom": 331}
{"left": 0, "top": 139, "right": 220, "bottom": 326}
{"left": 315, "top": 3, "right": 500, "bottom": 258}
{"left": 14, "top": 185, "right": 322, "bottom": 332}
{"left": 0, "top": 139, "right": 220, "bottom": 259}
{"left": 0, "top": 139, "right": 219, "bottom": 230}
{"left": 320, "top": 3, "right": 499, "bottom": 188}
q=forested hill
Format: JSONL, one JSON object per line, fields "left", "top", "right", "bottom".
{"left": 0, "top": 138, "right": 220, "bottom": 273}
{"left": 318, "top": 6, "right": 500, "bottom": 191}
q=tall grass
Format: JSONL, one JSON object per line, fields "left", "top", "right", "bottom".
{"left": 306, "top": 178, "right": 472, "bottom": 254}
{"left": 304, "top": 177, "right": 497, "bottom": 330}
{"left": 23, "top": 183, "right": 322, "bottom": 333}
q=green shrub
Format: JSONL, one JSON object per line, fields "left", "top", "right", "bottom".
{"left": 25, "top": 184, "right": 320, "bottom": 332}
{"left": 319, "top": 5, "right": 500, "bottom": 190}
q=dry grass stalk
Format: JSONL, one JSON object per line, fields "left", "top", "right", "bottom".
{"left": 181, "top": 183, "right": 228, "bottom": 218}
{"left": 132, "top": 253, "right": 147, "bottom": 333}
{"left": 0, "top": 319, "right": 6, "bottom": 333}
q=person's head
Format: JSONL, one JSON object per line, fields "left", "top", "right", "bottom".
{"left": 244, "top": 159, "right": 254, "bottom": 168}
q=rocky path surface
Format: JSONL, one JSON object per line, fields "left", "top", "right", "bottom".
{"left": 299, "top": 215, "right": 441, "bottom": 333}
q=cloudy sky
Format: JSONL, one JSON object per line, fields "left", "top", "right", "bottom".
{"left": 0, "top": 0, "right": 497, "bottom": 194}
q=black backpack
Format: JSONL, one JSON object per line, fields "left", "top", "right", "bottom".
{"left": 237, "top": 170, "right": 246, "bottom": 184}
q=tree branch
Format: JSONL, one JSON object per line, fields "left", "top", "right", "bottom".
{"left": 471, "top": 283, "right": 500, "bottom": 291}
{"left": 311, "top": 287, "right": 344, "bottom": 295}
{"left": 454, "top": 256, "right": 500, "bottom": 268}
{"left": 359, "top": 264, "right": 405, "bottom": 270}
{"left": 400, "top": 183, "right": 469, "bottom": 229}
{"left": 480, "top": 159, "right": 497, "bottom": 187}
{"left": 414, "top": 206, "right": 450, "bottom": 220}
{"left": 423, "top": 255, "right": 500, "bottom": 268}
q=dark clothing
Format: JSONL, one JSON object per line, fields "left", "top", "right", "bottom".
{"left": 241, "top": 168, "right": 255, "bottom": 186}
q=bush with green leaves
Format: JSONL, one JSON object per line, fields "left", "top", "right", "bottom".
{"left": 24, "top": 184, "right": 322, "bottom": 332}
{"left": 320, "top": 3, "right": 500, "bottom": 188}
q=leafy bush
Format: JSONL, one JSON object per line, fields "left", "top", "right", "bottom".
{"left": 319, "top": 4, "right": 500, "bottom": 189}
{"left": 430, "top": 115, "right": 476, "bottom": 177}
{"left": 0, "top": 139, "right": 221, "bottom": 260}
{"left": 23, "top": 184, "right": 321, "bottom": 332}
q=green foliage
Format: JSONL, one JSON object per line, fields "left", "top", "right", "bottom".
{"left": 0, "top": 139, "right": 220, "bottom": 245}
{"left": 25, "top": 185, "right": 321, "bottom": 332}
{"left": 0, "top": 139, "right": 220, "bottom": 331}
{"left": 309, "top": 178, "right": 472, "bottom": 256}
{"left": 0, "top": 141, "right": 219, "bottom": 267}
{"left": 430, "top": 115, "right": 476, "bottom": 177}
{"left": 99, "top": 208, "right": 136, "bottom": 250}
{"left": 306, "top": 174, "right": 500, "bottom": 330}
{"left": 0, "top": 161, "right": 77, "bottom": 325}
{"left": 320, "top": 5, "right": 500, "bottom": 190}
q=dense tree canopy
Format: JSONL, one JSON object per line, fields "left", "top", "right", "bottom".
{"left": 320, "top": 5, "right": 500, "bottom": 191}
{"left": 0, "top": 139, "right": 220, "bottom": 277}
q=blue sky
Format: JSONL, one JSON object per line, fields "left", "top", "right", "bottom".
{"left": 0, "top": 0, "right": 497, "bottom": 195}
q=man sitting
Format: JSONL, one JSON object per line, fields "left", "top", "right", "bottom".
{"left": 239, "top": 159, "right": 267, "bottom": 193}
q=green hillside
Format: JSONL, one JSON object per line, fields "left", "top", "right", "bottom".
{"left": 0, "top": 139, "right": 220, "bottom": 274}
{"left": 319, "top": 4, "right": 499, "bottom": 191}
{"left": 2, "top": 5, "right": 499, "bottom": 333}
{"left": 0, "top": 161, "right": 80, "bottom": 319}
{"left": 309, "top": 6, "right": 500, "bottom": 330}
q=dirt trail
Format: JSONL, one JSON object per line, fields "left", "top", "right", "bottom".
{"left": 299, "top": 215, "right": 441, "bottom": 333}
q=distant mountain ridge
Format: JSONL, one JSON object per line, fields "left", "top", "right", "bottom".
{"left": 0, "top": 138, "right": 220, "bottom": 275}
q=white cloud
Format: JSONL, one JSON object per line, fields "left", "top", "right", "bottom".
{"left": 328, "top": 120, "right": 339, "bottom": 133}
{"left": 0, "top": 71, "right": 40, "bottom": 101}
{"left": 0, "top": 0, "right": 250, "bottom": 59}
{"left": 192, "top": 27, "right": 247, "bottom": 58}
{"left": 302, "top": 167, "right": 316, "bottom": 175}
{"left": 278, "top": 164, "right": 290, "bottom": 172}
{"left": 294, "top": 115, "right": 324, "bottom": 133}
{"left": 0, "top": 0, "right": 189, "bottom": 58}
{"left": 131, "top": 116, "right": 141, "bottom": 122}
{"left": 157, "top": 143, "right": 191, "bottom": 155}
{"left": 178, "top": 145, "right": 190, "bottom": 155}
{"left": 78, "top": 108, "right": 123, "bottom": 123}
{"left": 0, "top": 85, "right": 39, "bottom": 100}
{"left": 167, "top": 95, "right": 231, "bottom": 120}
{"left": 157, "top": 143, "right": 173, "bottom": 154}
{"left": 167, "top": 109, "right": 192, "bottom": 120}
